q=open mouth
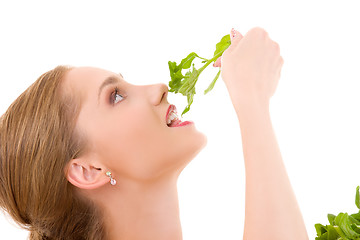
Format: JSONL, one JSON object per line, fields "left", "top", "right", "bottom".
{"left": 166, "top": 105, "right": 193, "bottom": 127}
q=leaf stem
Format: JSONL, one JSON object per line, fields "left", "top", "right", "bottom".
{"left": 198, "top": 50, "right": 224, "bottom": 73}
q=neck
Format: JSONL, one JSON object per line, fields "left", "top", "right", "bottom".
{"left": 97, "top": 174, "right": 182, "bottom": 240}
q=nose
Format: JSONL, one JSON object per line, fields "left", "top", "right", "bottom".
{"left": 148, "top": 83, "right": 169, "bottom": 106}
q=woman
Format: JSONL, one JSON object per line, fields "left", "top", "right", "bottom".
{"left": 0, "top": 27, "right": 308, "bottom": 239}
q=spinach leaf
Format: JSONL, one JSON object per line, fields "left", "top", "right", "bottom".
{"left": 168, "top": 33, "right": 231, "bottom": 116}
{"left": 315, "top": 186, "right": 360, "bottom": 240}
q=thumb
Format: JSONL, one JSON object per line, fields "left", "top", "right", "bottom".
{"left": 213, "top": 56, "right": 222, "bottom": 67}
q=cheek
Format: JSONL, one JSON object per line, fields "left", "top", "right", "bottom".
{"left": 91, "top": 107, "right": 206, "bottom": 180}
{"left": 95, "top": 109, "right": 169, "bottom": 179}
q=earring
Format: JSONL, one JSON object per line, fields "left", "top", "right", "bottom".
{"left": 106, "top": 171, "right": 117, "bottom": 186}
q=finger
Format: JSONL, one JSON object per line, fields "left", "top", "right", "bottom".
{"left": 225, "top": 28, "right": 243, "bottom": 53}
{"left": 280, "top": 56, "right": 284, "bottom": 66}
{"left": 213, "top": 56, "right": 222, "bottom": 67}
{"left": 276, "top": 56, "right": 284, "bottom": 83}
{"left": 230, "top": 28, "right": 243, "bottom": 44}
{"left": 277, "top": 56, "right": 284, "bottom": 71}
{"left": 279, "top": 56, "right": 284, "bottom": 75}
{"left": 215, "top": 28, "right": 243, "bottom": 68}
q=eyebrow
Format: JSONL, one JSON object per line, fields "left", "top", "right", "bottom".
{"left": 98, "top": 73, "right": 124, "bottom": 103}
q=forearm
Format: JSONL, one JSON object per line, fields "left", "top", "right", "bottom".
{"left": 236, "top": 101, "right": 308, "bottom": 240}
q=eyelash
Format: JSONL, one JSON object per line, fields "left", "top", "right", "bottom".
{"left": 110, "top": 87, "right": 125, "bottom": 105}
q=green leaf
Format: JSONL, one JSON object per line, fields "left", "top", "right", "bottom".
{"left": 349, "top": 215, "right": 360, "bottom": 225}
{"left": 167, "top": 32, "right": 231, "bottom": 115}
{"left": 351, "top": 223, "right": 360, "bottom": 234}
{"left": 182, "top": 92, "right": 194, "bottom": 116}
{"left": 356, "top": 186, "right": 360, "bottom": 210}
{"left": 315, "top": 223, "right": 327, "bottom": 237}
{"left": 168, "top": 61, "right": 177, "bottom": 73}
{"left": 335, "top": 213, "right": 360, "bottom": 238}
{"left": 328, "top": 214, "right": 337, "bottom": 225}
{"left": 169, "top": 73, "right": 184, "bottom": 93}
{"left": 213, "top": 34, "right": 231, "bottom": 57}
{"left": 178, "top": 52, "right": 198, "bottom": 70}
{"left": 315, "top": 232, "right": 329, "bottom": 240}
{"left": 333, "top": 224, "right": 350, "bottom": 240}
{"left": 351, "top": 212, "right": 360, "bottom": 222}
{"left": 204, "top": 69, "right": 221, "bottom": 95}
{"left": 168, "top": 52, "right": 204, "bottom": 96}
{"left": 327, "top": 225, "right": 341, "bottom": 239}
{"left": 180, "top": 69, "right": 198, "bottom": 116}
{"left": 168, "top": 61, "right": 184, "bottom": 93}
{"left": 315, "top": 187, "right": 360, "bottom": 240}
{"left": 178, "top": 67, "right": 199, "bottom": 95}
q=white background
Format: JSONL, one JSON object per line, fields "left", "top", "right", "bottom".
{"left": 1, "top": 0, "right": 360, "bottom": 239}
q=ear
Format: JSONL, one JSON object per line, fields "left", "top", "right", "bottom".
{"left": 65, "top": 157, "right": 111, "bottom": 190}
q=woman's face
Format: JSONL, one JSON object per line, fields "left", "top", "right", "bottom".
{"left": 63, "top": 67, "right": 207, "bottom": 181}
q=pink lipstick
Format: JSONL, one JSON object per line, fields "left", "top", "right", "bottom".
{"left": 166, "top": 105, "right": 193, "bottom": 127}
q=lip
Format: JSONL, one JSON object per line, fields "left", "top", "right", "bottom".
{"left": 165, "top": 104, "right": 194, "bottom": 127}
{"left": 170, "top": 120, "right": 194, "bottom": 127}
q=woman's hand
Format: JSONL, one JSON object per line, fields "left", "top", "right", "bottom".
{"left": 215, "top": 28, "right": 308, "bottom": 239}
{"left": 215, "top": 27, "right": 284, "bottom": 112}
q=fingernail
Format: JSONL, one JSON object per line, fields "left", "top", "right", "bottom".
{"left": 231, "top": 28, "right": 236, "bottom": 38}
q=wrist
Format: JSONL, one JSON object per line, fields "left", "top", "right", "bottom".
{"left": 233, "top": 97, "right": 270, "bottom": 122}
{"left": 232, "top": 92, "right": 269, "bottom": 111}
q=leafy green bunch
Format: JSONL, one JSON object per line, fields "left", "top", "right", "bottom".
{"left": 168, "top": 34, "right": 231, "bottom": 116}
{"left": 315, "top": 186, "right": 360, "bottom": 239}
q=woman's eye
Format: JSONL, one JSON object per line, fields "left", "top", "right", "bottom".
{"left": 110, "top": 88, "right": 125, "bottom": 104}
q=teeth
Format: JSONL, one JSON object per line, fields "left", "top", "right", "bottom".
{"left": 170, "top": 112, "right": 177, "bottom": 120}
{"left": 167, "top": 111, "right": 179, "bottom": 125}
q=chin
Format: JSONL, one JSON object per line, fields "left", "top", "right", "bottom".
{"left": 166, "top": 130, "right": 207, "bottom": 175}
{"left": 184, "top": 131, "right": 208, "bottom": 163}
{"left": 198, "top": 131, "right": 208, "bottom": 150}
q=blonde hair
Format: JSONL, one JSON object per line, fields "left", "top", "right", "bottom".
{"left": 0, "top": 66, "right": 106, "bottom": 239}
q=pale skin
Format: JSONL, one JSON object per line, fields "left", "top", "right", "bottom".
{"left": 63, "top": 27, "right": 308, "bottom": 239}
